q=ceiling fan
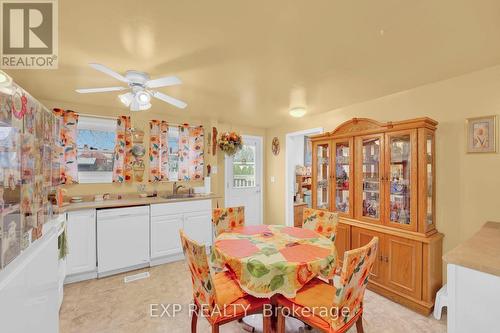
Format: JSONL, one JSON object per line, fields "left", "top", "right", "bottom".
{"left": 75, "top": 63, "right": 187, "bottom": 111}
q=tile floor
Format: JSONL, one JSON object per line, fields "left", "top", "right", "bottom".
{"left": 60, "top": 261, "right": 447, "bottom": 333}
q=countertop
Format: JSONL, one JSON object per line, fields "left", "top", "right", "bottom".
{"left": 57, "top": 194, "right": 221, "bottom": 212}
{"left": 443, "top": 221, "right": 500, "bottom": 277}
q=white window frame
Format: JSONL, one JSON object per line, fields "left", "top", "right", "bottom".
{"left": 77, "top": 116, "right": 117, "bottom": 184}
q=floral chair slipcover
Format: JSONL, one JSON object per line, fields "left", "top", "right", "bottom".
{"left": 180, "top": 230, "right": 269, "bottom": 331}
{"left": 302, "top": 208, "right": 339, "bottom": 242}
{"left": 277, "top": 237, "right": 379, "bottom": 333}
{"left": 212, "top": 206, "right": 245, "bottom": 237}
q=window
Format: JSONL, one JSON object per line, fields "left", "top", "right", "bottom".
{"left": 232, "top": 145, "right": 255, "bottom": 188}
{"left": 76, "top": 116, "right": 116, "bottom": 183}
{"left": 167, "top": 125, "right": 179, "bottom": 180}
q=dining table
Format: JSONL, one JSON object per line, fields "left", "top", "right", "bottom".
{"left": 211, "top": 224, "right": 338, "bottom": 332}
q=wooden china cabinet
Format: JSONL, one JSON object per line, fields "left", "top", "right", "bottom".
{"left": 311, "top": 118, "right": 442, "bottom": 315}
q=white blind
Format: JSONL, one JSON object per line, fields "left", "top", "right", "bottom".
{"left": 77, "top": 115, "right": 117, "bottom": 132}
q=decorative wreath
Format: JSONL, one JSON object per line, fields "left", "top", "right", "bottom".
{"left": 218, "top": 131, "right": 243, "bottom": 156}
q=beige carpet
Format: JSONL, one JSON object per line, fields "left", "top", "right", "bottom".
{"left": 60, "top": 261, "right": 447, "bottom": 333}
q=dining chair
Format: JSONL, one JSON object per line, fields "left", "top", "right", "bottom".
{"left": 302, "top": 208, "right": 339, "bottom": 242}
{"left": 275, "top": 237, "right": 379, "bottom": 333}
{"left": 179, "top": 230, "right": 271, "bottom": 333}
{"left": 211, "top": 206, "right": 245, "bottom": 237}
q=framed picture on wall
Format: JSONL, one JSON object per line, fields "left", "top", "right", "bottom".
{"left": 466, "top": 115, "right": 497, "bottom": 153}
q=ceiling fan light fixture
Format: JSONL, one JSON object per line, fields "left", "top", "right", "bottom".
{"left": 289, "top": 107, "right": 307, "bottom": 118}
{"left": 119, "top": 93, "right": 133, "bottom": 107}
{"left": 138, "top": 102, "right": 152, "bottom": 111}
{"left": 76, "top": 63, "right": 187, "bottom": 111}
{"left": 135, "top": 90, "right": 151, "bottom": 104}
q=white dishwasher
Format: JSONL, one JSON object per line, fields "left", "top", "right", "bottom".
{"left": 97, "top": 205, "right": 150, "bottom": 277}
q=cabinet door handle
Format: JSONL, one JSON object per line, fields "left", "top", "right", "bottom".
{"left": 379, "top": 255, "right": 384, "bottom": 262}
{"left": 384, "top": 256, "right": 389, "bottom": 263}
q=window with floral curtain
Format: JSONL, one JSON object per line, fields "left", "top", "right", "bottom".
{"left": 112, "top": 116, "right": 133, "bottom": 183}
{"left": 149, "top": 122, "right": 204, "bottom": 182}
{"left": 52, "top": 108, "right": 79, "bottom": 184}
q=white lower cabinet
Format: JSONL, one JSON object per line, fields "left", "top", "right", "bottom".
{"left": 65, "top": 209, "right": 97, "bottom": 283}
{"left": 150, "top": 199, "right": 212, "bottom": 265}
{"left": 184, "top": 211, "right": 212, "bottom": 248}
{"left": 151, "top": 213, "right": 184, "bottom": 259}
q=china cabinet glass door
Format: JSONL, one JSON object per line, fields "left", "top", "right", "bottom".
{"left": 419, "top": 128, "right": 435, "bottom": 233}
{"left": 385, "top": 130, "right": 417, "bottom": 231}
{"left": 356, "top": 134, "right": 384, "bottom": 224}
{"left": 313, "top": 141, "right": 330, "bottom": 210}
{"left": 333, "top": 139, "right": 353, "bottom": 217}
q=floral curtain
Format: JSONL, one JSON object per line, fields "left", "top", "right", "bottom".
{"left": 52, "top": 108, "right": 79, "bottom": 184}
{"left": 188, "top": 126, "right": 204, "bottom": 180}
{"left": 178, "top": 124, "right": 190, "bottom": 181}
{"left": 112, "top": 116, "right": 133, "bottom": 183}
{"left": 149, "top": 120, "right": 169, "bottom": 182}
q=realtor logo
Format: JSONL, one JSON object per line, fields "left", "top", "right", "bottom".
{"left": 0, "top": 0, "right": 58, "bottom": 69}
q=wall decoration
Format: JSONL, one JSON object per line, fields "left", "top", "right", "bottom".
{"left": 466, "top": 115, "right": 497, "bottom": 153}
{"left": 218, "top": 131, "right": 242, "bottom": 156}
{"left": 10, "top": 85, "right": 27, "bottom": 119}
{"left": 0, "top": 80, "right": 58, "bottom": 271}
{"left": 1, "top": 207, "right": 21, "bottom": 268}
{"left": 272, "top": 137, "right": 280, "bottom": 156}
{"left": 212, "top": 127, "right": 218, "bottom": 156}
{"left": 207, "top": 132, "right": 211, "bottom": 155}
{"left": 0, "top": 93, "right": 12, "bottom": 125}
{"left": 23, "top": 97, "right": 38, "bottom": 135}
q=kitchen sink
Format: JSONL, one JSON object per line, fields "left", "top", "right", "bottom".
{"left": 162, "top": 193, "right": 197, "bottom": 199}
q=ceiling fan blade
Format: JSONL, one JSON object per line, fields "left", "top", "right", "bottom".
{"left": 146, "top": 76, "right": 182, "bottom": 89}
{"left": 89, "top": 63, "right": 129, "bottom": 83}
{"left": 152, "top": 91, "right": 187, "bottom": 109}
{"left": 75, "top": 86, "right": 127, "bottom": 93}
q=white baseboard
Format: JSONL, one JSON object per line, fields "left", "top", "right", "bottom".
{"left": 64, "top": 270, "right": 98, "bottom": 284}
{"left": 150, "top": 253, "right": 184, "bottom": 266}
{"left": 97, "top": 262, "right": 150, "bottom": 278}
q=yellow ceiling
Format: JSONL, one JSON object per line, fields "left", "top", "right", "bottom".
{"left": 6, "top": 0, "right": 500, "bottom": 127}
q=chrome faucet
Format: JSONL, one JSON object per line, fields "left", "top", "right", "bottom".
{"left": 173, "top": 182, "right": 185, "bottom": 195}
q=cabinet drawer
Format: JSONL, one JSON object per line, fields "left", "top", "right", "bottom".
{"left": 151, "top": 200, "right": 212, "bottom": 217}
{"left": 97, "top": 205, "right": 150, "bottom": 219}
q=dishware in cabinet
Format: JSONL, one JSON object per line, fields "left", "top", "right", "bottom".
{"left": 312, "top": 140, "right": 331, "bottom": 210}
{"left": 384, "top": 129, "right": 418, "bottom": 232}
{"left": 355, "top": 133, "right": 385, "bottom": 224}
{"left": 333, "top": 139, "right": 354, "bottom": 218}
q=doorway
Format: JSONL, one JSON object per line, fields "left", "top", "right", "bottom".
{"left": 225, "top": 135, "right": 263, "bottom": 225}
{"left": 285, "top": 128, "right": 323, "bottom": 226}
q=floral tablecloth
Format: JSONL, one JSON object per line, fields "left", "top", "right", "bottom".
{"left": 211, "top": 225, "right": 337, "bottom": 298}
